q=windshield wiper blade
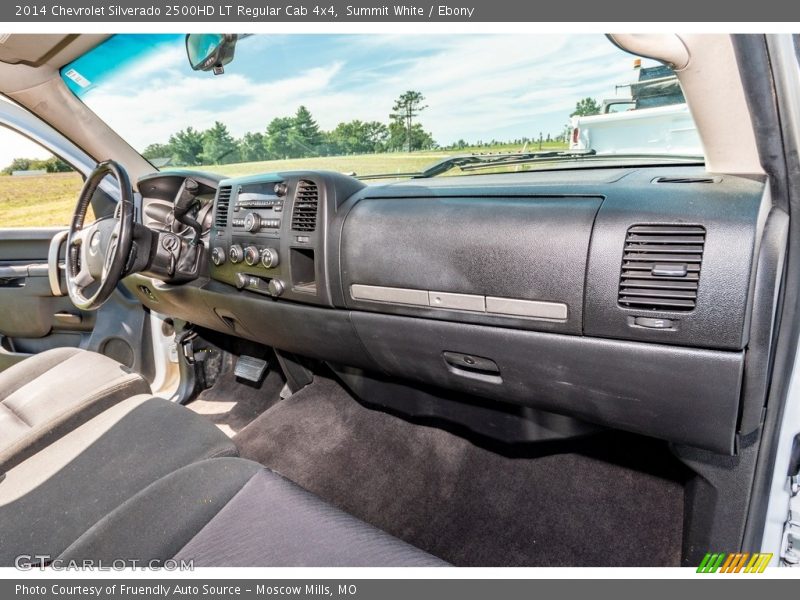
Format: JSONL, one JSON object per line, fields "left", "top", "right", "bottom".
{"left": 414, "top": 150, "right": 597, "bottom": 178}
{"left": 353, "top": 150, "right": 595, "bottom": 181}
{"left": 353, "top": 150, "right": 702, "bottom": 181}
{"left": 355, "top": 170, "right": 424, "bottom": 181}
{"left": 457, "top": 152, "right": 704, "bottom": 171}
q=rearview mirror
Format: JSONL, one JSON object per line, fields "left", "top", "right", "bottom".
{"left": 185, "top": 34, "right": 238, "bottom": 75}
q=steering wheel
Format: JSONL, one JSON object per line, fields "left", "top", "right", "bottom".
{"left": 66, "top": 160, "right": 135, "bottom": 311}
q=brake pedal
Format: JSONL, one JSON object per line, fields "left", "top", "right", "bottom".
{"left": 234, "top": 355, "right": 268, "bottom": 385}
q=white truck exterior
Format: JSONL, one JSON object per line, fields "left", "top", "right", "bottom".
{"left": 569, "top": 65, "right": 702, "bottom": 156}
{"left": 569, "top": 103, "right": 701, "bottom": 156}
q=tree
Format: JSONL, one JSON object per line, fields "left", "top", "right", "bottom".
{"left": 2, "top": 157, "right": 33, "bottom": 174}
{"left": 328, "top": 120, "right": 389, "bottom": 154}
{"left": 142, "top": 143, "right": 173, "bottom": 161}
{"left": 570, "top": 97, "right": 601, "bottom": 117}
{"left": 264, "top": 116, "right": 296, "bottom": 159}
{"left": 1, "top": 156, "right": 72, "bottom": 175}
{"left": 363, "top": 121, "right": 390, "bottom": 152}
{"left": 42, "top": 156, "right": 71, "bottom": 173}
{"left": 168, "top": 127, "right": 204, "bottom": 166}
{"left": 201, "top": 121, "right": 239, "bottom": 165}
{"left": 239, "top": 132, "right": 268, "bottom": 162}
{"left": 390, "top": 90, "right": 428, "bottom": 152}
{"left": 389, "top": 121, "right": 435, "bottom": 152}
{"left": 289, "top": 105, "right": 323, "bottom": 157}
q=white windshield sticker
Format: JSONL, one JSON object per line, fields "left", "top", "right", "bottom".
{"left": 64, "top": 68, "right": 91, "bottom": 88}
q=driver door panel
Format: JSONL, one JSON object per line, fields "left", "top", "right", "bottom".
{"left": 0, "top": 228, "right": 96, "bottom": 371}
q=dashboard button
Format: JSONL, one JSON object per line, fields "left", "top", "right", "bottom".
{"left": 261, "top": 248, "right": 280, "bottom": 269}
{"left": 267, "top": 279, "right": 285, "bottom": 297}
{"left": 228, "top": 245, "right": 244, "bottom": 264}
{"left": 244, "top": 246, "right": 260, "bottom": 266}
{"left": 244, "top": 212, "right": 261, "bottom": 233}
{"left": 633, "top": 316, "right": 674, "bottom": 329}
{"left": 211, "top": 247, "right": 226, "bottom": 266}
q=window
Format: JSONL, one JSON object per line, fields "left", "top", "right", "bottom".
{"left": 0, "top": 126, "right": 88, "bottom": 228}
{"left": 61, "top": 34, "right": 702, "bottom": 181}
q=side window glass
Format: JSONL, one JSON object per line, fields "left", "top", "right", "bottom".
{"left": 0, "top": 125, "right": 90, "bottom": 227}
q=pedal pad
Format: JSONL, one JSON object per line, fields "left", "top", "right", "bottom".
{"left": 234, "top": 355, "right": 268, "bottom": 384}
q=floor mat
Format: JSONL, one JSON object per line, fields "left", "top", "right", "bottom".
{"left": 233, "top": 376, "right": 687, "bottom": 566}
{"left": 187, "top": 363, "right": 285, "bottom": 437}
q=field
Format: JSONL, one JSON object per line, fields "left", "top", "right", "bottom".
{"left": 0, "top": 143, "right": 567, "bottom": 228}
{"left": 0, "top": 171, "right": 84, "bottom": 228}
{"left": 208, "top": 143, "right": 567, "bottom": 179}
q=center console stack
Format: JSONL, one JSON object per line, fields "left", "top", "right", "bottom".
{"left": 208, "top": 171, "right": 363, "bottom": 306}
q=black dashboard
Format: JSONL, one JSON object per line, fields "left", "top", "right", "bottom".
{"left": 127, "top": 165, "right": 785, "bottom": 456}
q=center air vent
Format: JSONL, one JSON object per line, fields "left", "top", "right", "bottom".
{"left": 618, "top": 224, "right": 705, "bottom": 312}
{"left": 291, "top": 180, "right": 319, "bottom": 232}
{"left": 214, "top": 186, "right": 232, "bottom": 228}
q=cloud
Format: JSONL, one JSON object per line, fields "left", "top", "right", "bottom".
{"left": 79, "top": 34, "right": 648, "bottom": 150}
{"left": 84, "top": 60, "right": 344, "bottom": 148}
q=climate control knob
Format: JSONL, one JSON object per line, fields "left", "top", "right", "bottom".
{"left": 261, "top": 248, "right": 280, "bottom": 269}
{"left": 244, "top": 246, "right": 260, "bottom": 266}
{"left": 243, "top": 212, "right": 261, "bottom": 233}
{"left": 267, "top": 278, "right": 285, "bottom": 297}
{"left": 228, "top": 244, "right": 244, "bottom": 264}
{"left": 211, "top": 247, "right": 226, "bottom": 266}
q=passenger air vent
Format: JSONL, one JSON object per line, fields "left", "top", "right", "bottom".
{"left": 214, "top": 186, "right": 232, "bottom": 228}
{"left": 618, "top": 224, "right": 705, "bottom": 312}
{"left": 652, "top": 176, "right": 720, "bottom": 184}
{"left": 291, "top": 180, "right": 319, "bottom": 232}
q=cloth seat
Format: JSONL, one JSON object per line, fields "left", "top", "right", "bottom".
{"left": 0, "top": 395, "right": 237, "bottom": 566}
{"left": 0, "top": 347, "right": 151, "bottom": 470}
{"left": 59, "top": 458, "right": 448, "bottom": 567}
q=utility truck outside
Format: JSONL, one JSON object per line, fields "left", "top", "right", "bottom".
{"left": 570, "top": 63, "right": 701, "bottom": 156}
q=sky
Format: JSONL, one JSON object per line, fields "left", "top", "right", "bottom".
{"left": 0, "top": 34, "right": 654, "bottom": 168}
{"left": 0, "top": 109, "right": 53, "bottom": 169}
{"left": 68, "top": 34, "right": 652, "bottom": 149}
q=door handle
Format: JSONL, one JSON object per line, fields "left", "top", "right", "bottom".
{"left": 0, "top": 265, "right": 28, "bottom": 278}
{"left": 443, "top": 351, "right": 502, "bottom": 383}
{"left": 53, "top": 312, "right": 82, "bottom": 327}
{"left": 0, "top": 265, "right": 27, "bottom": 287}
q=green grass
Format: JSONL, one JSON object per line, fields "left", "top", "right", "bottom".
{"left": 0, "top": 143, "right": 568, "bottom": 228}
{"left": 0, "top": 172, "right": 86, "bottom": 228}
{"left": 204, "top": 143, "right": 567, "bottom": 180}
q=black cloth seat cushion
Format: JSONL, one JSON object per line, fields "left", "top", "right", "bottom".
{"left": 60, "top": 458, "right": 448, "bottom": 567}
{"left": 0, "top": 347, "right": 151, "bottom": 470}
{"left": 0, "top": 395, "right": 237, "bottom": 566}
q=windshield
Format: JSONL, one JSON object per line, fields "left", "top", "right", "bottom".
{"left": 61, "top": 34, "right": 703, "bottom": 179}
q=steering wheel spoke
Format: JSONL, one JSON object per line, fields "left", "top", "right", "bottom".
{"left": 69, "top": 227, "right": 89, "bottom": 246}
{"left": 102, "top": 234, "right": 119, "bottom": 279}
{"left": 73, "top": 260, "right": 95, "bottom": 289}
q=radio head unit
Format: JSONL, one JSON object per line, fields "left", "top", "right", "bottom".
{"left": 229, "top": 180, "right": 287, "bottom": 236}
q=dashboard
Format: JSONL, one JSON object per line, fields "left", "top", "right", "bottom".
{"left": 127, "top": 165, "right": 785, "bottom": 456}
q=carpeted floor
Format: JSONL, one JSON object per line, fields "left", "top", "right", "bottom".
{"left": 233, "top": 376, "right": 688, "bottom": 567}
{"left": 187, "top": 363, "right": 285, "bottom": 437}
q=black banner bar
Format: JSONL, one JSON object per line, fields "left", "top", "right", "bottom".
{"left": 2, "top": 0, "right": 800, "bottom": 22}
{"left": 4, "top": 579, "right": 800, "bottom": 600}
